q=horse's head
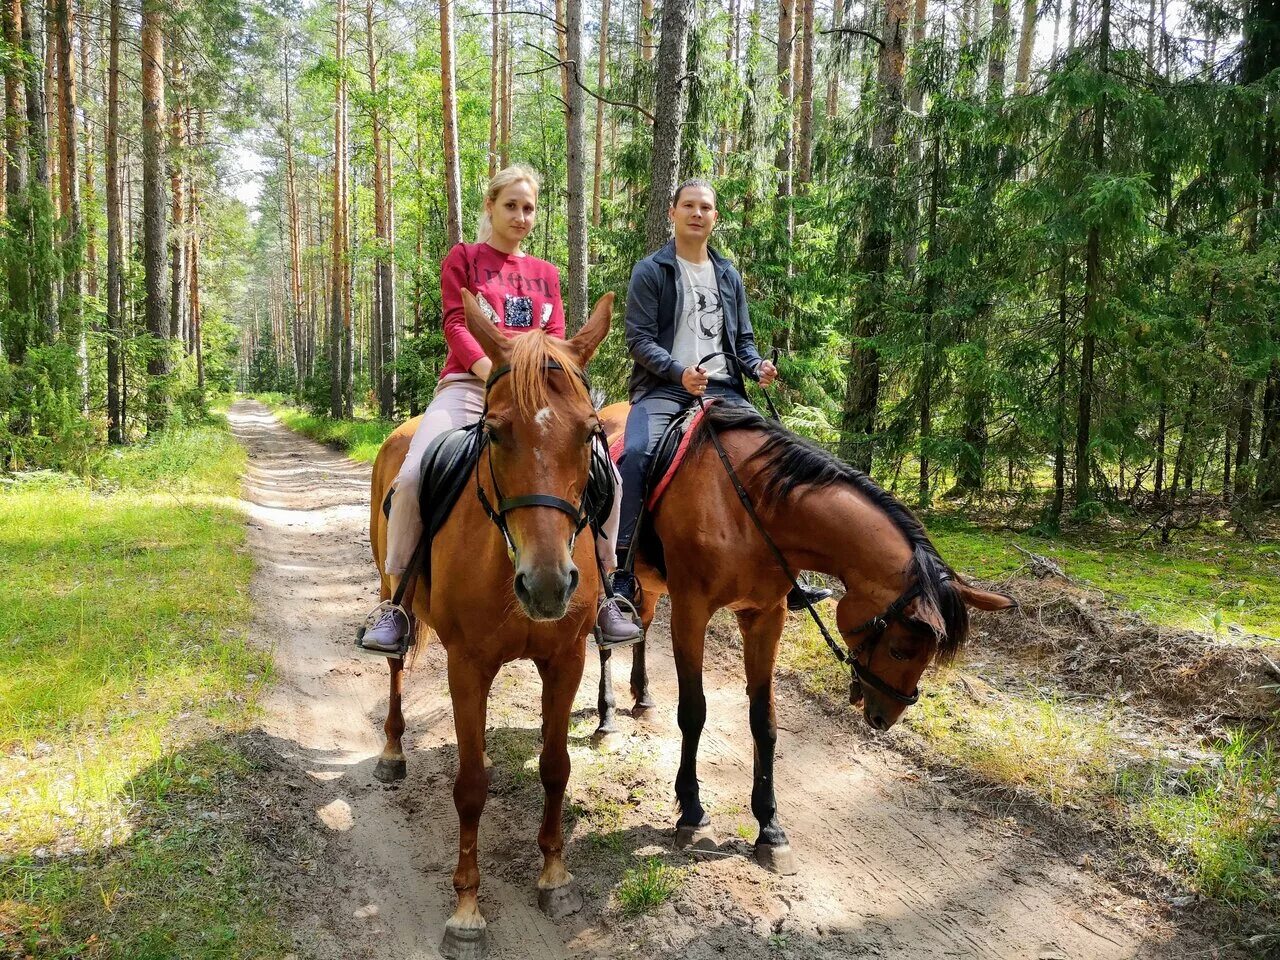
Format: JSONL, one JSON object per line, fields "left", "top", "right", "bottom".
{"left": 462, "top": 289, "right": 613, "bottom": 621}
{"left": 838, "top": 570, "right": 1016, "bottom": 731}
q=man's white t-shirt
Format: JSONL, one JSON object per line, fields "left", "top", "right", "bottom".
{"left": 672, "top": 255, "right": 730, "bottom": 381}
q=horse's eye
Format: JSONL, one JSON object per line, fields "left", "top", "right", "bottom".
{"left": 485, "top": 422, "right": 502, "bottom": 444}
{"left": 889, "top": 646, "right": 911, "bottom": 662}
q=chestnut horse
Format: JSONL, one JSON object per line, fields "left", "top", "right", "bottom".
{"left": 595, "top": 399, "right": 1015, "bottom": 872}
{"left": 368, "top": 292, "right": 614, "bottom": 959}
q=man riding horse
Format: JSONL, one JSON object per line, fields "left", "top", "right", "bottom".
{"left": 611, "top": 178, "right": 831, "bottom": 620}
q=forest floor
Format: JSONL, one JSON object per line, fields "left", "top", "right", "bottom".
{"left": 228, "top": 398, "right": 1278, "bottom": 960}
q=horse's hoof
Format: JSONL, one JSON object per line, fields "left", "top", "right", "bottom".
{"left": 674, "top": 823, "right": 717, "bottom": 851}
{"left": 754, "top": 842, "right": 797, "bottom": 875}
{"left": 373, "top": 757, "right": 406, "bottom": 783}
{"left": 631, "top": 699, "right": 657, "bottom": 717}
{"left": 440, "top": 923, "right": 487, "bottom": 960}
{"left": 592, "top": 728, "right": 624, "bottom": 752}
{"left": 538, "top": 882, "right": 584, "bottom": 919}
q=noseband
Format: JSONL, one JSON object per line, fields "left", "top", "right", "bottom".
{"left": 474, "top": 360, "right": 599, "bottom": 559}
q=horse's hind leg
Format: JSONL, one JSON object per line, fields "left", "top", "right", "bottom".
{"left": 670, "top": 595, "right": 715, "bottom": 848}
{"left": 374, "top": 657, "right": 407, "bottom": 783}
{"left": 737, "top": 605, "right": 797, "bottom": 875}
{"left": 534, "top": 650, "right": 586, "bottom": 919}
{"left": 629, "top": 591, "right": 660, "bottom": 714}
{"left": 594, "top": 648, "right": 618, "bottom": 739}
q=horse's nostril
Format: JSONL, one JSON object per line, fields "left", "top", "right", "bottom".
{"left": 513, "top": 572, "right": 529, "bottom": 599}
{"left": 565, "top": 566, "right": 579, "bottom": 598}
{"left": 869, "top": 713, "right": 887, "bottom": 731}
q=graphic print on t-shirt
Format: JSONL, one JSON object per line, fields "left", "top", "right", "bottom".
{"left": 674, "top": 256, "right": 729, "bottom": 380}
{"left": 688, "top": 280, "right": 724, "bottom": 339}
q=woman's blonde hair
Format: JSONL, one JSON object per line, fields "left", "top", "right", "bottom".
{"left": 476, "top": 165, "right": 542, "bottom": 244}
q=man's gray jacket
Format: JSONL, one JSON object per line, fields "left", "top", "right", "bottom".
{"left": 624, "top": 240, "right": 766, "bottom": 401}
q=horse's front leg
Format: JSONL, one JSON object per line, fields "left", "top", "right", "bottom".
{"left": 374, "top": 657, "right": 407, "bottom": 782}
{"left": 535, "top": 647, "right": 587, "bottom": 918}
{"left": 441, "top": 654, "right": 496, "bottom": 960}
{"left": 629, "top": 589, "right": 660, "bottom": 714}
{"left": 670, "top": 595, "right": 715, "bottom": 848}
{"left": 736, "top": 604, "right": 796, "bottom": 875}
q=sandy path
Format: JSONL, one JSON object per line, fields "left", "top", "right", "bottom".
{"left": 229, "top": 399, "right": 1186, "bottom": 960}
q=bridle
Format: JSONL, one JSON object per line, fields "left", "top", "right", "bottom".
{"left": 840, "top": 582, "right": 933, "bottom": 707}
{"left": 474, "top": 360, "right": 602, "bottom": 559}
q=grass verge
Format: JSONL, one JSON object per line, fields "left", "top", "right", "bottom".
{"left": 925, "top": 513, "right": 1280, "bottom": 640}
{"left": 251, "top": 393, "right": 395, "bottom": 464}
{"left": 0, "top": 414, "right": 287, "bottom": 957}
{"left": 777, "top": 604, "right": 1279, "bottom": 910}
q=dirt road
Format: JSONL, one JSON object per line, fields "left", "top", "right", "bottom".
{"left": 229, "top": 399, "right": 1190, "bottom": 960}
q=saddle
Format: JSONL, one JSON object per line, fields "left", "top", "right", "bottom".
{"left": 608, "top": 400, "right": 713, "bottom": 510}
{"left": 385, "top": 422, "right": 616, "bottom": 586}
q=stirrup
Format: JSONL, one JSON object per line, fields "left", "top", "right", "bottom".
{"left": 593, "top": 594, "right": 644, "bottom": 650}
{"left": 355, "top": 600, "right": 413, "bottom": 660}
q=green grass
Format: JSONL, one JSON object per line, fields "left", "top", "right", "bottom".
{"left": 925, "top": 513, "right": 1280, "bottom": 640}
{"left": 0, "top": 417, "right": 286, "bottom": 956}
{"left": 251, "top": 394, "right": 396, "bottom": 464}
{"left": 777, "top": 605, "right": 1280, "bottom": 909}
{"left": 614, "top": 857, "right": 686, "bottom": 916}
{"left": 1125, "top": 731, "right": 1279, "bottom": 905}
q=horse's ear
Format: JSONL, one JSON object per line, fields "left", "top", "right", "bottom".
{"left": 462, "top": 290, "right": 511, "bottom": 364}
{"left": 955, "top": 582, "right": 1018, "bottom": 612}
{"left": 905, "top": 596, "right": 947, "bottom": 642}
{"left": 565, "top": 293, "right": 614, "bottom": 368}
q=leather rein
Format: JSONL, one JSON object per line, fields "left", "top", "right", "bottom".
{"left": 474, "top": 360, "right": 601, "bottom": 559}
{"left": 694, "top": 351, "right": 923, "bottom": 708}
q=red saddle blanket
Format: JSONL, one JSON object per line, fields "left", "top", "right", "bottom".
{"left": 609, "top": 401, "right": 714, "bottom": 509}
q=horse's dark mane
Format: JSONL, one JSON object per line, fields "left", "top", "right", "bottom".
{"left": 692, "top": 402, "right": 970, "bottom": 661}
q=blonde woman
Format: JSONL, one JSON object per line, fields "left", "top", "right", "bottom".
{"left": 360, "top": 166, "right": 639, "bottom": 652}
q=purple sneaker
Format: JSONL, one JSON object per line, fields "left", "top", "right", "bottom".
{"left": 359, "top": 604, "right": 410, "bottom": 654}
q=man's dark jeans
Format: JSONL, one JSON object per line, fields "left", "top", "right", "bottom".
{"left": 616, "top": 382, "right": 747, "bottom": 560}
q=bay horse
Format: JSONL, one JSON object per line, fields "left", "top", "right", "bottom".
{"left": 595, "top": 399, "right": 1015, "bottom": 872}
{"left": 368, "top": 291, "right": 614, "bottom": 959}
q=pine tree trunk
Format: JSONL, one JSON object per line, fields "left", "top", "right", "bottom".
{"left": 441, "top": 0, "right": 463, "bottom": 246}
{"left": 641, "top": 0, "right": 654, "bottom": 60}
{"left": 988, "top": 0, "right": 1008, "bottom": 97}
{"left": 1073, "top": 0, "right": 1108, "bottom": 506}
{"left": 591, "top": 0, "right": 609, "bottom": 228}
{"left": 839, "top": 0, "right": 908, "bottom": 472}
{"left": 283, "top": 33, "right": 305, "bottom": 397}
{"left": 1154, "top": 392, "right": 1167, "bottom": 503}
{"left": 564, "top": 0, "right": 588, "bottom": 331}
{"left": 367, "top": 0, "right": 395, "bottom": 416}
{"left": 1234, "top": 380, "right": 1254, "bottom": 499}
{"left": 168, "top": 57, "right": 186, "bottom": 345}
{"left": 796, "top": 0, "right": 815, "bottom": 184}
{"left": 141, "top": 0, "right": 169, "bottom": 432}
{"left": 330, "top": 0, "right": 346, "bottom": 418}
{"left": 1051, "top": 249, "right": 1068, "bottom": 521}
{"left": 190, "top": 112, "right": 203, "bottom": 390}
{"left": 499, "top": 0, "right": 510, "bottom": 164}
{"left": 826, "top": 0, "right": 843, "bottom": 118}
{"left": 642, "top": 0, "right": 692, "bottom": 252}
{"left": 489, "top": 0, "right": 498, "bottom": 178}
{"left": 775, "top": 0, "right": 794, "bottom": 194}
{"left": 21, "top": 0, "right": 54, "bottom": 339}
{"left": 106, "top": 0, "right": 121, "bottom": 441}
{"left": 79, "top": 6, "right": 95, "bottom": 300}
{"left": 3, "top": 0, "right": 28, "bottom": 365}
{"left": 1014, "top": 0, "right": 1036, "bottom": 89}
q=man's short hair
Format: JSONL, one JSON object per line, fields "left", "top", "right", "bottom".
{"left": 671, "top": 178, "right": 717, "bottom": 209}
